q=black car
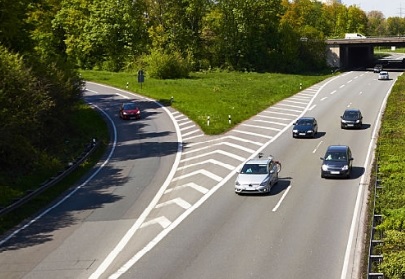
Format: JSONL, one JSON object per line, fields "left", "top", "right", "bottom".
{"left": 320, "top": 145, "right": 353, "bottom": 178}
{"left": 292, "top": 117, "right": 318, "bottom": 138}
{"left": 340, "top": 109, "right": 363, "bottom": 129}
{"left": 373, "top": 64, "right": 383, "bottom": 73}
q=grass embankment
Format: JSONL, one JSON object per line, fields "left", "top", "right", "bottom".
{"left": 373, "top": 75, "right": 405, "bottom": 278}
{"left": 82, "top": 70, "right": 330, "bottom": 134}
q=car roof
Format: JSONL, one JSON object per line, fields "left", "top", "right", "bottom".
{"left": 380, "top": 71, "right": 388, "bottom": 74}
{"left": 297, "top": 117, "right": 315, "bottom": 121}
{"left": 326, "top": 145, "right": 349, "bottom": 152}
{"left": 344, "top": 108, "right": 360, "bottom": 113}
{"left": 245, "top": 158, "right": 272, "bottom": 165}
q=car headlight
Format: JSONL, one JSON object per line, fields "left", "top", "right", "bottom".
{"left": 123, "top": 112, "right": 128, "bottom": 115}
{"left": 355, "top": 120, "right": 360, "bottom": 123}
{"left": 307, "top": 130, "right": 313, "bottom": 133}
{"left": 322, "top": 164, "right": 329, "bottom": 171}
{"left": 341, "top": 120, "right": 347, "bottom": 123}
{"left": 293, "top": 129, "right": 298, "bottom": 133}
{"left": 341, "top": 165, "right": 349, "bottom": 171}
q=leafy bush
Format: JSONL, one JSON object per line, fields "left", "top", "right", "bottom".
{"left": 142, "top": 48, "right": 191, "bottom": 79}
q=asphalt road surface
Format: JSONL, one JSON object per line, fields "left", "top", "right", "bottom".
{"left": 0, "top": 69, "right": 401, "bottom": 279}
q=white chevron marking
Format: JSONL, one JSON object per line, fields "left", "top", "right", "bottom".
{"left": 156, "top": 198, "right": 191, "bottom": 209}
{"left": 180, "top": 150, "right": 245, "bottom": 163}
{"left": 140, "top": 216, "right": 171, "bottom": 229}
{"left": 165, "top": 183, "right": 209, "bottom": 194}
{"left": 172, "top": 169, "right": 223, "bottom": 182}
{"left": 177, "top": 159, "right": 235, "bottom": 171}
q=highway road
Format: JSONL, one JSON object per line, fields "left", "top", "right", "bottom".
{"left": 0, "top": 69, "right": 401, "bottom": 279}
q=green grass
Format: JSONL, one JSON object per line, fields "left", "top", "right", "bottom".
{"left": 82, "top": 70, "right": 332, "bottom": 134}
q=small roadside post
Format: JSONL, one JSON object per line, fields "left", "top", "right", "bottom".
{"left": 138, "top": 69, "right": 145, "bottom": 89}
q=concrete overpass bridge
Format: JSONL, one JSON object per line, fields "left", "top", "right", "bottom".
{"left": 326, "top": 37, "right": 405, "bottom": 69}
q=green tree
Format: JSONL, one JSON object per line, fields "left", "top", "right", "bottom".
{"left": 346, "top": 5, "right": 368, "bottom": 34}
{"left": 0, "top": 46, "right": 53, "bottom": 174}
{"left": 386, "top": 17, "right": 405, "bottom": 36}
{"left": 0, "top": 0, "right": 32, "bottom": 52}
{"left": 367, "top": 11, "right": 386, "bottom": 36}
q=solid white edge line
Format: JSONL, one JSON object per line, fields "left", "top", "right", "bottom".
{"left": 0, "top": 99, "right": 118, "bottom": 247}
{"left": 340, "top": 76, "right": 398, "bottom": 279}
{"left": 88, "top": 82, "right": 183, "bottom": 279}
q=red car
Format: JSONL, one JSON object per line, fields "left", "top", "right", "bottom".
{"left": 119, "top": 102, "right": 141, "bottom": 120}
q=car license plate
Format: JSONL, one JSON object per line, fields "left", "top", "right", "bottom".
{"left": 347, "top": 124, "right": 354, "bottom": 127}
{"left": 299, "top": 133, "right": 306, "bottom": 135}
{"left": 331, "top": 171, "right": 340, "bottom": 174}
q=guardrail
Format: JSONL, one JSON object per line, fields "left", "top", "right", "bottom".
{"left": 0, "top": 139, "right": 99, "bottom": 217}
{"left": 367, "top": 157, "right": 384, "bottom": 279}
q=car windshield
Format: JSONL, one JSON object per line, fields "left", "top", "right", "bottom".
{"left": 240, "top": 163, "right": 268, "bottom": 174}
{"left": 297, "top": 119, "right": 313, "bottom": 126}
{"left": 324, "top": 152, "right": 347, "bottom": 161}
{"left": 123, "top": 103, "right": 137, "bottom": 110}
{"left": 343, "top": 111, "right": 359, "bottom": 119}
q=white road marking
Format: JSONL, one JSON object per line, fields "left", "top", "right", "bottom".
{"left": 313, "top": 141, "right": 324, "bottom": 153}
{"left": 241, "top": 123, "right": 281, "bottom": 131}
{"left": 182, "top": 142, "right": 255, "bottom": 155}
{"left": 253, "top": 119, "right": 289, "bottom": 126}
{"left": 176, "top": 159, "right": 235, "bottom": 171}
{"left": 180, "top": 149, "right": 245, "bottom": 163}
{"left": 331, "top": 90, "right": 337, "bottom": 95}
{"left": 140, "top": 216, "right": 172, "bottom": 229}
{"left": 172, "top": 169, "right": 223, "bottom": 182}
{"left": 308, "top": 105, "right": 316, "bottom": 111}
{"left": 340, "top": 84, "right": 345, "bottom": 88}
{"left": 164, "top": 183, "right": 209, "bottom": 195}
{"left": 321, "top": 97, "right": 328, "bottom": 101}
{"left": 156, "top": 198, "right": 191, "bottom": 209}
{"left": 272, "top": 185, "right": 291, "bottom": 212}
{"left": 232, "top": 129, "right": 273, "bottom": 139}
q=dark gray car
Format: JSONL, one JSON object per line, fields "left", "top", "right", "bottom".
{"left": 341, "top": 109, "right": 363, "bottom": 129}
{"left": 292, "top": 117, "right": 318, "bottom": 138}
{"left": 320, "top": 145, "right": 353, "bottom": 178}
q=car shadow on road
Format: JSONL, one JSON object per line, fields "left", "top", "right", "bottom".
{"left": 313, "top": 132, "right": 326, "bottom": 139}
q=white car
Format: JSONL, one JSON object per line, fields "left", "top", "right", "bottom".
{"left": 378, "top": 71, "right": 389, "bottom": 80}
{"left": 235, "top": 154, "right": 280, "bottom": 194}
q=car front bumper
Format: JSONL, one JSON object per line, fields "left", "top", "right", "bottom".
{"left": 321, "top": 169, "right": 350, "bottom": 178}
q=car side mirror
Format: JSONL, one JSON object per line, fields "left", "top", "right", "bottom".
{"left": 320, "top": 157, "right": 324, "bottom": 160}
{"left": 350, "top": 158, "right": 353, "bottom": 161}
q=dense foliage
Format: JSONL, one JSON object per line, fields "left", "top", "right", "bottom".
{"left": 3, "top": 0, "right": 404, "bottom": 77}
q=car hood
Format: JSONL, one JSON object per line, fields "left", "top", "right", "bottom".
{"left": 342, "top": 116, "right": 358, "bottom": 121}
{"left": 236, "top": 174, "right": 268, "bottom": 185}
{"left": 323, "top": 160, "right": 348, "bottom": 167}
